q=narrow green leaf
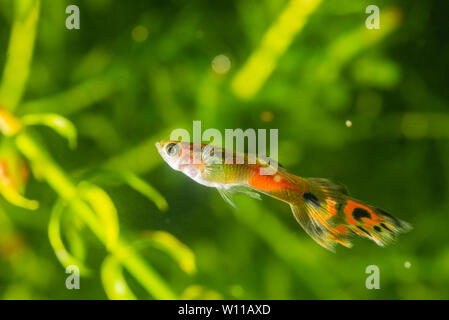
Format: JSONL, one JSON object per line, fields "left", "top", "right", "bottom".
{"left": 0, "top": 0, "right": 40, "bottom": 112}
{"left": 16, "top": 133, "right": 176, "bottom": 299}
{"left": 48, "top": 199, "right": 91, "bottom": 274}
{"left": 22, "top": 113, "right": 77, "bottom": 149}
{"left": 101, "top": 255, "right": 137, "bottom": 300}
{"left": 0, "top": 185, "right": 38, "bottom": 210}
{"left": 113, "top": 241, "right": 177, "bottom": 299}
{"left": 78, "top": 181, "right": 119, "bottom": 250}
{"left": 65, "top": 214, "right": 87, "bottom": 263}
{"left": 135, "top": 231, "right": 196, "bottom": 275}
{"left": 83, "top": 170, "right": 168, "bottom": 211}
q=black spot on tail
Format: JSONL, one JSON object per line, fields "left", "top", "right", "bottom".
{"left": 378, "top": 208, "right": 402, "bottom": 227}
{"left": 374, "top": 226, "right": 382, "bottom": 232}
{"left": 352, "top": 208, "right": 371, "bottom": 221}
{"left": 357, "top": 226, "right": 371, "bottom": 236}
{"left": 380, "top": 223, "right": 393, "bottom": 233}
{"left": 303, "top": 192, "right": 320, "bottom": 207}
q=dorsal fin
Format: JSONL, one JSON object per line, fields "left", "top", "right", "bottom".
{"left": 307, "top": 178, "right": 348, "bottom": 195}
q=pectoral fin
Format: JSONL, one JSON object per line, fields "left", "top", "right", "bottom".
{"left": 217, "top": 187, "right": 238, "bottom": 208}
{"left": 217, "top": 185, "right": 262, "bottom": 209}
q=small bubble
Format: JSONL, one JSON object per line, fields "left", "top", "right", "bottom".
{"left": 260, "top": 111, "right": 274, "bottom": 122}
{"left": 131, "top": 25, "right": 148, "bottom": 42}
{"left": 211, "top": 54, "right": 231, "bottom": 74}
{"left": 345, "top": 120, "right": 352, "bottom": 127}
{"left": 404, "top": 261, "right": 411, "bottom": 269}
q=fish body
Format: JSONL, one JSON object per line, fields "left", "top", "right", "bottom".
{"left": 156, "top": 140, "right": 411, "bottom": 251}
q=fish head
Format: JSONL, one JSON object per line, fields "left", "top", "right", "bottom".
{"left": 155, "top": 140, "right": 193, "bottom": 171}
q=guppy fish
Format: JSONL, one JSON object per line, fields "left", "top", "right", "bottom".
{"left": 156, "top": 140, "right": 411, "bottom": 251}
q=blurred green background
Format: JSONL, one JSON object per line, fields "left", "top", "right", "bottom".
{"left": 0, "top": 0, "right": 448, "bottom": 299}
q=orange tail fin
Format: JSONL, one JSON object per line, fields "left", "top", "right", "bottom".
{"left": 289, "top": 177, "right": 412, "bottom": 251}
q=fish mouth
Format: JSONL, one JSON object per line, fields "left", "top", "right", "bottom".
{"left": 155, "top": 141, "right": 162, "bottom": 149}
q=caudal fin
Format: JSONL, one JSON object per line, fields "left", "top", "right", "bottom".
{"left": 290, "top": 177, "right": 412, "bottom": 251}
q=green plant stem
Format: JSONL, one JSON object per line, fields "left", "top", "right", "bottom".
{"left": 15, "top": 131, "right": 176, "bottom": 299}
{"left": 0, "top": 0, "right": 40, "bottom": 111}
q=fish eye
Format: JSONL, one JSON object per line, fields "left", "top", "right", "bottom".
{"left": 165, "top": 143, "right": 180, "bottom": 157}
